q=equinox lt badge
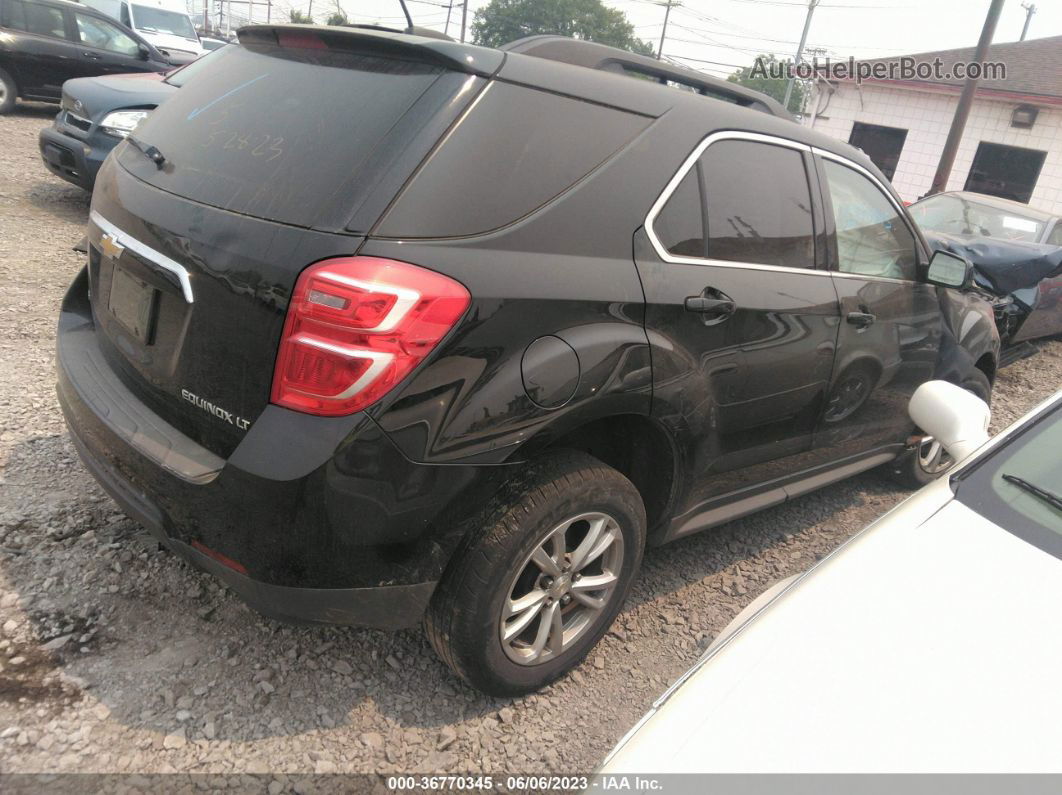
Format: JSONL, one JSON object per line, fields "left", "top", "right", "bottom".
{"left": 181, "top": 389, "right": 250, "bottom": 430}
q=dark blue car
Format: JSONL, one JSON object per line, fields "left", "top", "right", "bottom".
{"left": 38, "top": 43, "right": 226, "bottom": 190}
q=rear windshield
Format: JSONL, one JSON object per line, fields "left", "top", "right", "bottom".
{"left": 117, "top": 42, "right": 448, "bottom": 228}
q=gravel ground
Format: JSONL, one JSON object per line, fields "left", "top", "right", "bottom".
{"left": 2, "top": 106, "right": 1062, "bottom": 782}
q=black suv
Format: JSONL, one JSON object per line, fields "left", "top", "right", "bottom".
{"left": 0, "top": 0, "right": 168, "bottom": 113}
{"left": 57, "top": 26, "right": 999, "bottom": 695}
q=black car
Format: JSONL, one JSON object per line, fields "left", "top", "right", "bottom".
{"left": 0, "top": 0, "right": 168, "bottom": 113}
{"left": 39, "top": 43, "right": 225, "bottom": 190}
{"left": 57, "top": 27, "right": 999, "bottom": 696}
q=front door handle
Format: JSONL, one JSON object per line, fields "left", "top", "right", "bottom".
{"left": 847, "top": 311, "right": 876, "bottom": 329}
{"left": 82, "top": 51, "right": 101, "bottom": 59}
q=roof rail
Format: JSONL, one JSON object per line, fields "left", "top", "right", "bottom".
{"left": 501, "top": 35, "right": 791, "bottom": 119}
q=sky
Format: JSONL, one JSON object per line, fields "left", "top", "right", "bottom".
{"left": 250, "top": 0, "right": 1062, "bottom": 80}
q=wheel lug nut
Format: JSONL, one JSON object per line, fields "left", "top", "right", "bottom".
{"left": 542, "top": 577, "right": 554, "bottom": 588}
{"left": 573, "top": 573, "right": 581, "bottom": 582}
{"left": 561, "top": 595, "right": 572, "bottom": 605}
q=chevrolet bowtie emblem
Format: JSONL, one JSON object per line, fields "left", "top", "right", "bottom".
{"left": 100, "top": 232, "right": 125, "bottom": 261}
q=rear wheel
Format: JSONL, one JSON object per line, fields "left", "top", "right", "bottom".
{"left": 425, "top": 451, "right": 646, "bottom": 696}
{"left": 0, "top": 68, "right": 16, "bottom": 115}
{"left": 891, "top": 368, "right": 992, "bottom": 489}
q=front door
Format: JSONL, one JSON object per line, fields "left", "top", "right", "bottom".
{"left": 635, "top": 133, "right": 841, "bottom": 534}
{"left": 814, "top": 153, "right": 941, "bottom": 456}
{"left": 72, "top": 10, "right": 149, "bottom": 78}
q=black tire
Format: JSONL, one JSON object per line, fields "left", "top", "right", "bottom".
{"left": 890, "top": 368, "right": 993, "bottom": 489}
{"left": 425, "top": 451, "right": 646, "bottom": 696}
{"left": 0, "top": 68, "right": 16, "bottom": 115}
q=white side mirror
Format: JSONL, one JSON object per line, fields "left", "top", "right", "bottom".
{"left": 909, "top": 380, "right": 991, "bottom": 463}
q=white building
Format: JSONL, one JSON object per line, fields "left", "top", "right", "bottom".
{"left": 805, "top": 35, "right": 1062, "bottom": 213}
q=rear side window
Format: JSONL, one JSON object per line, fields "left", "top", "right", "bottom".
{"left": 655, "top": 169, "right": 705, "bottom": 257}
{"left": 653, "top": 139, "right": 816, "bottom": 269}
{"left": 5, "top": 0, "right": 68, "bottom": 39}
{"left": 117, "top": 42, "right": 450, "bottom": 229}
{"left": 375, "top": 81, "right": 651, "bottom": 238}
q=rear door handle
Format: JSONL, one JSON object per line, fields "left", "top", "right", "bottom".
{"left": 82, "top": 51, "right": 101, "bottom": 59}
{"left": 685, "top": 296, "right": 734, "bottom": 314}
{"left": 847, "top": 311, "right": 876, "bottom": 328}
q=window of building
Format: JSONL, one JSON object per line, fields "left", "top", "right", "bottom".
{"left": 848, "top": 122, "right": 908, "bottom": 182}
{"left": 964, "top": 142, "right": 1047, "bottom": 204}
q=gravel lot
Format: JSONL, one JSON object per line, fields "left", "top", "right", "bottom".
{"left": 1, "top": 105, "right": 1061, "bottom": 781}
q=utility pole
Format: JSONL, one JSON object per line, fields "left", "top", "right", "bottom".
{"left": 443, "top": 0, "right": 453, "bottom": 37}
{"left": 460, "top": 1, "right": 468, "bottom": 42}
{"left": 655, "top": 0, "right": 679, "bottom": 60}
{"left": 928, "top": 0, "right": 1005, "bottom": 196}
{"left": 782, "top": 0, "right": 819, "bottom": 112}
{"left": 1020, "top": 2, "right": 1036, "bottom": 40}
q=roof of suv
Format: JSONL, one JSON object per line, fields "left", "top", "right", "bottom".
{"left": 234, "top": 24, "right": 886, "bottom": 187}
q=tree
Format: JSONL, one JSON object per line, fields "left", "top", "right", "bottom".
{"left": 471, "top": 0, "right": 654, "bottom": 56}
{"left": 325, "top": 0, "right": 346, "bottom": 26}
{"left": 288, "top": 9, "right": 313, "bottom": 23}
{"left": 728, "top": 54, "right": 805, "bottom": 114}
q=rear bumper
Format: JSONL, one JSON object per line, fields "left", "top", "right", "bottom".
{"left": 63, "top": 422, "right": 434, "bottom": 627}
{"left": 56, "top": 269, "right": 485, "bottom": 628}
{"left": 39, "top": 126, "right": 109, "bottom": 191}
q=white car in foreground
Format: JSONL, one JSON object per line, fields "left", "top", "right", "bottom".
{"left": 601, "top": 381, "right": 1062, "bottom": 773}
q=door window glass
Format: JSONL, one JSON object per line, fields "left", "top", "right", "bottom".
{"left": 75, "top": 11, "right": 139, "bottom": 55}
{"left": 823, "top": 159, "right": 917, "bottom": 280}
{"left": 701, "top": 140, "right": 816, "bottom": 269}
{"left": 7, "top": 0, "right": 68, "bottom": 39}
{"left": 652, "top": 138, "right": 817, "bottom": 269}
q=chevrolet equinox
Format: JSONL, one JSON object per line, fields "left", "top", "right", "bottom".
{"left": 57, "top": 26, "right": 1000, "bottom": 695}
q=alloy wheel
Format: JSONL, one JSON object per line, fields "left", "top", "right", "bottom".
{"left": 917, "top": 435, "right": 954, "bottom": 475}
{"left": 500, "top": 512, "right": 624, "bottom": 666}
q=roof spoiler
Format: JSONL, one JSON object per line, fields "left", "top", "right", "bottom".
{"left": 502, "top": 35, "right": 791, "bottom": 118}
{"left": 235, "top": 24, "right": 504, "bottom": 77}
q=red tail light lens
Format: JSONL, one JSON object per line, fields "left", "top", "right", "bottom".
{"left": 271, "top": 256, "right": 470, "bottom": 416}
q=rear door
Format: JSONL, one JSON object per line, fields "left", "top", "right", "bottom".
{"left": 1, "top": 0, "right": 80, "bottom": 98}
{"left": 814, "top": 151, "right": 941, "bottom": 453}
{"left": 636, "top": 132, "right": 841, "bottom": 525}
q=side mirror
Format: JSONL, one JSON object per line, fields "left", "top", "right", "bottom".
{"left": 909, "top": 380, "right": 991, "bottom": 463}
{"left": 137, "top": 43, "right": 151, "bottom": 61}
{"left": 927, "top": 249, "right": 973, "bottom": 289}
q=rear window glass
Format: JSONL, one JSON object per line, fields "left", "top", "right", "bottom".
{"left": 376, "top": 81, "right": 651, "bottom": 238}
{"left": 117, "top": 42, "right": 447, "bottom": 228}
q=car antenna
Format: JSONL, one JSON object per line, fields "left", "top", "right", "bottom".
{"left": 397, "top": 0, "right": 414, "bottom": 33}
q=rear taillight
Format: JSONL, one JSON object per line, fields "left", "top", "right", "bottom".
{"left": 271, "top": 256, "right": 470, "bottom": 416}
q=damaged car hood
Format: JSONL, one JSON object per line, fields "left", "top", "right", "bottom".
{"left": 924, "top": 230, "right": 1062, "bottom": 295}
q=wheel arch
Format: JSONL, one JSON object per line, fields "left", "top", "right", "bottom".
{"left": 513, "top": 411, "right": 680, "bottom": 540}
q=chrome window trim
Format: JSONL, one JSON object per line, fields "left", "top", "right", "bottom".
{"left": 644, "top": 131, "right": 823, "bottom": 277}
{"left": 89, "top": 210, "right": 194, "bottom": 303}
{"left": 643, "top": 130, "right": 920, "bottom": 284}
